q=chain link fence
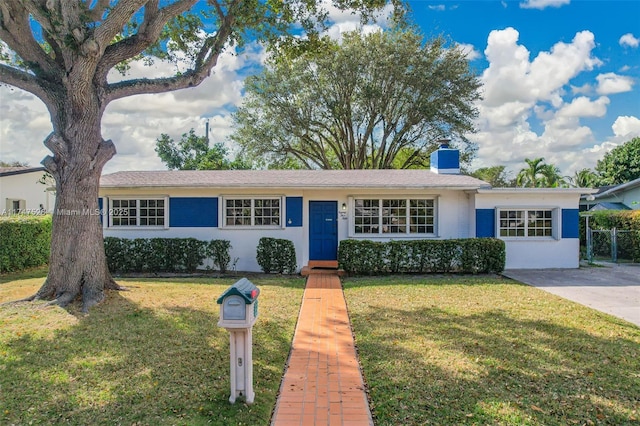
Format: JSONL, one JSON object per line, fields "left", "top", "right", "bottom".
{"left": 587, "top": 228, "right": 635, "bottom": 262}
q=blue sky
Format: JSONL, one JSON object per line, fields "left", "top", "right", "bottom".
{"left": 0, "top": 0, "right": 638, "bottom": 178}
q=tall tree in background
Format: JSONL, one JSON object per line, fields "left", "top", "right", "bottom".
{"left": 540, "top": 163, "right": 567, "bottom": 188}
{"left": 569, "top": 168, "right": 598, "bottom": 188}
{"left": 156, "top": 129, "right": 251, "bottom": 170}
{"left": 469, "top": 165, "right": 512, "bottom": 187}
{"left": 0, "top": 160, "right": 30, "bottom": 167}
{"left": 232, "top": 28, "right": 482, "bottom": 170}
{"left": 516, "top": 158, "right": 547, "bottom": 188}
{"left": 0, "top": 0, "right": 395, "bottom": 311}
{"left": 516, "top": 158, "right": 567, "bottom": 188}
{"left": 595, "top": 137, "right": 640, "bottom": 185}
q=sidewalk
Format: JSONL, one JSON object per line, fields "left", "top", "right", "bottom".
{"left": 271, "top": 271, "right": 373, "bottom": 426}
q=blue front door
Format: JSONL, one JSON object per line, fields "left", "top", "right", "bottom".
{"left": 309, "top": 201, "right": 338, "bottom": 261}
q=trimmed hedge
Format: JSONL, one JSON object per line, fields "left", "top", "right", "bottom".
{"left": 581, "top": 210, "right": 640, "bottom": 262}
{"left": 0, "top": 214, "right": 52, "bottom": 273}
{"left": 256, "top": 237, "right": 297, "bottom": 274}
{"left": 104, "top": 237, "right": 232, "bottom": 273}
{"left": 338, "top": 238, "right": 505, "bottom": 275}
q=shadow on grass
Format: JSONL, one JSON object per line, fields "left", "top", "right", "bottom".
{"left": 345, "top": 281, "right": 640, "bottom": 426}
{"left": 0, "top": 278, "right": 303, "bottom": 425}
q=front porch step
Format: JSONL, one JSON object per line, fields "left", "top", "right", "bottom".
{"left": 307, "top": 260, "right": 339, "bottom": 269}
{"left": 301, "top": 261, "right": 345, "bottom": 277}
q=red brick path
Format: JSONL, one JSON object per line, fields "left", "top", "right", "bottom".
{"left": 270, "top": 272, "right": 373, "bottom": 426}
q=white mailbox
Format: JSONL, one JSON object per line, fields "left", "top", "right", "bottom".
{"left": 217, "top": 278, "right": 259, "bottom": 328}
{"left": 217, "top": 278, "right": 260, "bottom": 404}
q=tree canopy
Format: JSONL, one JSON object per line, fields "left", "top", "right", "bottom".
{"left": 232, "top": 28, "right": 482, "bottom": 170}
{"left": 468, "top": 165, "right": 512, "bottom": 187}
{"left": 156, "top": 129, "right": 251, "bottom": 170}
{"left": 0, "top": 0, "right": 397, "bottom": 311}
{"left": 595, "top": 137, "right": 640, "bottom": 185}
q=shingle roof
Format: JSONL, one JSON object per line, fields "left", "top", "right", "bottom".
{"left": 0, "top": 166, "right": 45, "bottom": 177}
{"left": 100, "top": 170, "right": 490, "bottom": 190}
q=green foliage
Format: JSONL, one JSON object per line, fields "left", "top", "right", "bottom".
{"left": 104, "top": 237, "right": 232, "bottom": 273}
{"left": 0, "top": 214, "right": 52, "bottom": 273}
{"left": 338, "top": 238, "right": 505, "bottom": 275}
{"left": 569, "top": 168, "right": 598, "bottom": 188}
{"left": 595, "top": 137, "right": 640, "bottom": 185}
{"left": 155, "top": 129, "right": 252, "bottom": 170}
{"left": 207, "top": 239, "right": 232, "bottom": 273}
{"left": 0, "top": 160, "right": 29, "bottom": 167}
{"left": 582, "top": 210, "right": 640, "bottom": 261}
{"left": 468, "top": 165, "right": 513, "bottom": 187}
{"left": 516, "top": 157, "right": 567, "bottom": 188}
{"left": 232, "top": 27, "right": 481, "bottom": 170}
{"left": 256, "top": 237, "right": 297, "bottom": 274}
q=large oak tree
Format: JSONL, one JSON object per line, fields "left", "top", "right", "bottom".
{"left": 232, "top": 28, "right": 482, "bottom": 169}
{"left": 0, "top": 0, "right": 394, "bottom": 311}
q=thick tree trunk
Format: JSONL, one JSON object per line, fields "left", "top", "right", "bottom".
{"left": 32, "top": 126, "right": 119, "bottom": 312}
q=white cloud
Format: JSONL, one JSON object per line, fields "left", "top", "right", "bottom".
{"left": 519, "top": 0, "right": 570, "bottom": 10}
{"left": 456, "top": 43, "right": 481, "bottom": 61}
{"left": 619, "top": 33, "right": 640, "bottom": 48}
{"left": 595, "top": 72, "right": 634, "bottom": 95}
{"left": 428, "top": 5, "right": 446, "bottom": 11}
{"left": 611, "top": 115, "right": 640, "bottom": 138}
{"left": 469, "top": 28, "right": 621, "bottom": 174}
{"left": 0, "top": 42, "right": 265, "bottom": 173}
{"left": 320, "top": 0, "right": 393, "bottom": 42}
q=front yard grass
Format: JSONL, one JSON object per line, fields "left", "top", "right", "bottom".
{"left": 0, "top": 269, "right": 304, "bottom": 425}
{"left": 344, "top": 275, "right": 640, "bottom": 426}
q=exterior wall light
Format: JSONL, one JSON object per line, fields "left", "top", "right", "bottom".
{"left": 341, "top": 202, "right": 347, "bottom": 211}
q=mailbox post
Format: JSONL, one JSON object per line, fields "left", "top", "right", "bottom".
{"left": 217, "top": 278, "right": 260, "bottom": 404}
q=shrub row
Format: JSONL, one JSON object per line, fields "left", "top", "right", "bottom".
{"left": 0, "top": 214, "right": 52, "bottom": 273}
{"left": 338, "top": 238, "right": 505, "bottom": 275}
{"left": 104, "top": 237, "right": 232, "bottom": 273}
{"left": 256, "top": 237, "right": 297, "bottom": 274}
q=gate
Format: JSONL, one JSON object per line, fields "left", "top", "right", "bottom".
{"left": 587, "top": 227, "right": 634, "bottom": 263}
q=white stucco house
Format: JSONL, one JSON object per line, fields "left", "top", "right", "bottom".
{"left": 0, "top": 166, "right": 55, "bottom": 214}
{"left": 99, "top": 145, "right": 593, "bottom": 272}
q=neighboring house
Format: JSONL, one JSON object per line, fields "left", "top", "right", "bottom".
{"left": 580, "top": 177, "right": 640, "bottom": 211}
{"left": 99, "top": 145, "right": 593, "bottom": 272}
{"left": 0, "top": 166, "right": 55, "bottom": 214}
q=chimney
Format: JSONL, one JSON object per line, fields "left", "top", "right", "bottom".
{"left": 430, "top": 139, "right": 460, "bottom": 174}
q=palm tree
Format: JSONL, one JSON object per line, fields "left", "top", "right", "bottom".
{"left": 516, "top": 157, "right": 546, "bottom": 188}
{"left": 569, "top": 168, "right": 598, "bottom": 188}
{"left": 540, "top": 163, "right": 567, "bottom": 187}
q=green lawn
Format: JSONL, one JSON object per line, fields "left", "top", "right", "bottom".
{"left": 0, "top": 268, "right": 304, "bottom": 425}
{"left": 3, "top": 271, "right": 639, "bottom": 425}
{"left": 344, "top": 275, "right": 640, "bottom": 426}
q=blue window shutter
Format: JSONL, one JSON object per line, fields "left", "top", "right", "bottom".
{"left": 169, "top": 197, "right": 218, "bottom": 228}
{"left": 562, "top": 209, "right": 579, "bottom": 238}
{"left": 476, "top": 209, "right": 495, "bottom": 237}
{"left": 286, "top": 197, "right": 303, "bottom": 227}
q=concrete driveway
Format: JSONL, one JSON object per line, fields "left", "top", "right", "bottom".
{"left": 503, "top": 263, "right": 640, "bottom": 327}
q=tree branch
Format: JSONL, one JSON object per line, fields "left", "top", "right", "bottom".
{"left": 105, "top": 1, "right": 236, "bottom": 103}
{"left": 87, "top": 0, "right": 113, "bottom": 21}
{"left": 0, "top": 1, "right": 59, "bottom": 77}
{"left": 96, "top": 0, "right": 198, "bottom": 83}
{"left": 0, "top": 64, "right": 52, "bottom": 104}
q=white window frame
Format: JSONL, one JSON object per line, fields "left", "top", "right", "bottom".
{"left": 221, "top": 196, "right": 284, "bottom": 229}
{"left": 349, "top": 196, "right": 438, "bottom": 237}
{"left": 108, "top": 196, "right": 169, "bottom": 229}
{"left": 496, "top": 207, "right": 559, "bottom": 240}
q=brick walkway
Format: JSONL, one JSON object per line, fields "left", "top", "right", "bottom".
{"left": 271, "top": 272, "right": 373, "bottom": 426}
